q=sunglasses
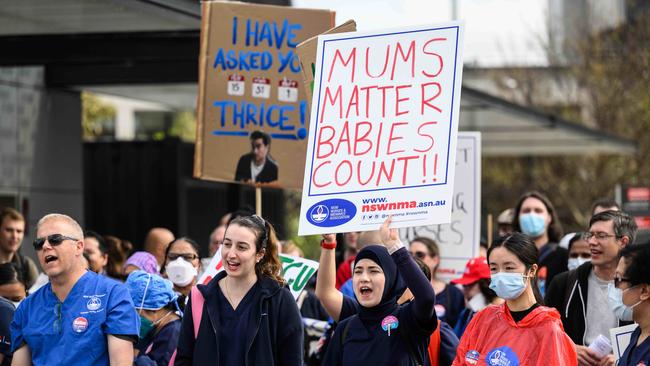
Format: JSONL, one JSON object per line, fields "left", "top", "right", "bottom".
{"left": 410, "top": 251, "right": 428, "bottom": 260}
{"left": 614, "top": 276, "right": 630, "bottom": 288}
{"left": 167, "top": 253, "right": 199, "bottom": 261}
{"left": 33, "top": 234, "right": 78, "bottom": 251}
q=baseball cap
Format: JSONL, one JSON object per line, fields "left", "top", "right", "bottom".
{"left": 451, "top": 257, "right": 490, "bottom": 285}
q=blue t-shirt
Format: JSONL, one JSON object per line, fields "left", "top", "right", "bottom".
{"left": 10, "top": 271, "right": 139, "bottom": 366}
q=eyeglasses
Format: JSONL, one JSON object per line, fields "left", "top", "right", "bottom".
{"left": 614, "top": 276, "right": 630, "bottom": 288}
{"left": 410, "top": 251, "right": 428, "bottom": 260}
{"left": 33, "top": 234, "right": 78, "bottom": 251}
{"left": 583, "top": 232, "right": 619, "bottom": 241}
{"left": 569, "top": 253, "right": 591, "bottom": 259}
{"left": 167, "top": 253, "right": 198, "bottom": 261}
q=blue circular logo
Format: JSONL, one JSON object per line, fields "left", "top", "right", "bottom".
{"left": 306, "top": 199, "right": 356, "bottom": 227}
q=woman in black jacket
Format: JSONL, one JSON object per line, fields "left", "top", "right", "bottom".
{"left": 322, "top": 216, "right": 437, "bottom": 365}
{"left": 175, "top": 215, "right": 303, "bottom": 366}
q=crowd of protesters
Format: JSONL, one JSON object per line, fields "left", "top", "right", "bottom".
{"left": 0, "top": 190, "right": 648, "bottom": 365}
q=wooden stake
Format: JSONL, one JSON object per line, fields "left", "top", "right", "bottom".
{"left": 255, "top": 186, "right": 262, "bottom": 216}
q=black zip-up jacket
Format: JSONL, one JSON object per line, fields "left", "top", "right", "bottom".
{"left": 545, "top": 262, "right": 632, "bottom": 345}
{"left": 174, "top": 271, "right": 303, "bottom": 366}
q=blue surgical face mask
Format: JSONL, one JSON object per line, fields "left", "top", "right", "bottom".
{"left": 567, "top": 257, "right": 591, "bottom": 271}
{"left": 519, "top": 213, "right": 546, "bottom": 238}
{"left": 607, "top": 283, "right": 643, "bottom": 321}
{"left": 489, "top": 272, "right": 528, "bottom": 300}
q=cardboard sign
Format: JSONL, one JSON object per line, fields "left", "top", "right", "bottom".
{"left": 298, "top": 22, "right": 465, "bottom": 235}
{"left": 198, "top": 247, "right": 319, "bottom": 300}
{"left": 399, "top": 132, "right": 481, "bottom": 282}
{"left": 610, "top": 324, "right": 638, "bottom": 360}
{"left": 194, "top": 1, "right": 335, "bottom": 188}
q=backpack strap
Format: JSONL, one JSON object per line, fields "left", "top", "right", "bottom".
{"left": 191, "top": 287, "right": 205, "bottom": 339}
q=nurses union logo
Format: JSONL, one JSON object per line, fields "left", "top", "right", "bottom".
{"left": 87, "top": 296, "right": 102, "bottom": 311}
{"left": 486, "top": 346, "right": 519, "bottom": 366}
{"left": 310, "top": 205, "right": 329, "bottom": 223}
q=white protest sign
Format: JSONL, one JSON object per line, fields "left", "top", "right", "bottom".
{"left": 298, "top": 22, "right": 465, "bottom": 235}
{"left": 399, "top": 132, "right": 481, "bottom": 282}
{"left": 610, "top": 323, "right": 638, "bottom": 360}
{"left": 198, "top": 248, "right": 319, "bottom": 300}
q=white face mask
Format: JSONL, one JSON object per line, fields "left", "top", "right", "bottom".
{"left": 567, "top": 257, "right": 591, "bottom": 271}
{"left": 468, "top": 293, "right": 487, "bottom": 312}
{"left": 165, "top": 258, "right": 198, "bottom": 287}
{"left": 11, "top": 300, "right": 22, "bottom": 309}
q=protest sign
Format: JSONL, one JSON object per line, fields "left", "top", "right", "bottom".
{"left": 198, "top": 247, "right": 319, "bottom": 300}
{"left": 610, "top": 324, "right": 638, "bottom": 360}
{"left": 194, "top": 1, "right": 335, "bottom": 189}
{"left": 399, "top": 132, "right": 480, "bottom": 282}
{"left": 298, "top": 22, "right": 465, "bottom": 235}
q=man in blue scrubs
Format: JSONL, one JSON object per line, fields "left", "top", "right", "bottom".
{"left": 10, "top": 214, "right": 139, "bottom": 366}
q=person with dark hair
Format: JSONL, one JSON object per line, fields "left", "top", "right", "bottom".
{"left": 591, "top": 199, "right": 620, "bottom": 216}
{"left": 512, "top": 191, "right": 567, "bottom": 294}
{"left": 614, "top": 244, "right": 650, "bottom": 365}
{"left": 234, "top": 130, "right": 278, "bottom": 183}
{"left": 567, "top": 232, "right": 591, "bottom": 271}
{"left": 0, "top": 263, "right": 26, "bottom": 308}
{"left": 126, "top": 271, "right": 182, "bottom": 366}
{"left": 163, "top": 237, "right": 201, "bottom": 297}
{"left": 453, "top": 232, "right": 577, "bottom": 365}
{"left": 321, "top": 217, "right": 437, "bottom": 366}
{"left": 0, "top": 263, "right": 25, "bottom": 365}
{"left": 409, "top": 236, "right": 465, "bottom": 328}
{"left": 450, "top": 256, "right": 502, "bottom": 338}
{"left": 0, "top": 208, "right": 38, "bottom": 290}
{"left": 545, "top": 210, "right": 637, "bottom": 366}
{"left": 175, "top": 215, "right": 302, "bottom": 365}
{"left": 83, "top": 230, "right": 108, "bottom": 274}
{"left": 104, "top": 235, "right": 134, "bottom": 281}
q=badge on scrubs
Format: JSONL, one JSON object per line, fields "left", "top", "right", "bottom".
{"left": 465, "top": 350, "right": 480, "bottom": 365}
{"left": 381, "top": 315, "right": 399, "bottom": 336}
{"left": 72, "top": 317, "right": 88, "bottom": 333}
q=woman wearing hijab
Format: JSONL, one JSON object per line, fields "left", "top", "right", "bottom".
{"left": 126, "top": 270, "right": 182, "bottom": 366}
{"left": 453, "top": 233, "right": 577, "bottom": 365}
{"left": 175, "top": 215, "right": 303, "bottom": 366}
{"left": 322, "top": 217, "right": 437, "bottom": 365}
{"left": 613, "top": 244, "right": 650, "bottom": 365}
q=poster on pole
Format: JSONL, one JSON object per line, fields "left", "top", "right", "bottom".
{"left": 399, "top": 132, "right": 481, "bottom": 282}
{"left": 193, "top": 1, "right": 335, "bottom": 189}
{"left": 198, "top": 248, "right": 319, "bottom": 300}
{"left": 298, "top": 22, "right": 465, "bottom": 235}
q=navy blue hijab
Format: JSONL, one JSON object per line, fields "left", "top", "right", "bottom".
{"left": 354, "top": 245, "right": 406, "bottom": 323}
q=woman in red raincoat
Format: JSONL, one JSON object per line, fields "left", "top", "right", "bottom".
{"left": 453, "top": 233, "right": 577, "bottom": 366}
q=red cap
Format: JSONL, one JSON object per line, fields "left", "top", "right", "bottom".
{"left": 451, "top": 257, "right": 490, "bottom": 285}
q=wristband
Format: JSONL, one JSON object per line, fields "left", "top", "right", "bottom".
{"left": 387, "top": 241, "right": 404, "bottom": 255}
{"left": 320, "top": 239, "right": 337, "bottom": 250}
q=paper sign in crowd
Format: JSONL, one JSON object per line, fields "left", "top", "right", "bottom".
{"left": 399, "top": 132, "right": 481, "bottom": 282}
{"left": 299, "top": 23, "right": 465, "bottom": 235}
{"left": 194, "top": 2, "right": 335, "bottom": 189}
{"left": 198, "top": 247, "right": 319, "bottom": 300}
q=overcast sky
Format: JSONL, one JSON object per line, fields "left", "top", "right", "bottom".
{"left": 292, "top": 0, "right": 549, "bottom": 67}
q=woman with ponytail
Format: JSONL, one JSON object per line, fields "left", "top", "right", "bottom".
{"left": 453, "top": 233, "right": 577, "bottom": 365}
{"left": 175, "top": 215, "right": 302, "bottom": 366}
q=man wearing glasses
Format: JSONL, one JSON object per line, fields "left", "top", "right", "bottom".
{"left": 10, "top": 214, "right": 139, "bottom": 366}
{"left": 234, "top": 130, "right": 279, "bottom": 184}
{"left": 545, "top": 210, "right": 637, "bottom": 366}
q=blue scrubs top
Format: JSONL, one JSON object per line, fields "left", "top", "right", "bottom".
{"left": 618, "top": 326, "right": 650, "bottom": 366}
{"left": 10, "top": 271, "right": 139, "bottom": 366}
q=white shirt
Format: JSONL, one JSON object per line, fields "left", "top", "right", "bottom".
{"left": 584, "top": 270, "right": 618, "bottom": 345}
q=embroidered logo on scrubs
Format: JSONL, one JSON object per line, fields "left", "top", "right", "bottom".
{"left": 381, "top": 315, "right": 398, "bottom": 336}
{"left": 72, "top": 317, "right": 88, "bottom": 333}
{"left": 86, "top": 296, "right": 102, "bottom": 311}
{"left": 486, "top": 346, "right": 519, "bottom": 366}
{"left": 465, "top": 350, "right": 480, "bottom": 365}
